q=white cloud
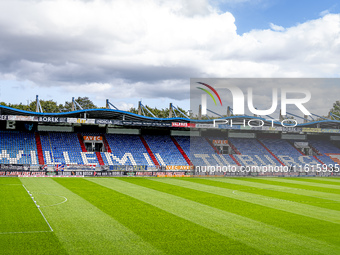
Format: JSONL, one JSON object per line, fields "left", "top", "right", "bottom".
{"left": 320, "top": 9, "right": 330, "bottom": 17}
{"left": 116, "top": 102, "right": 134, "bottom": 111}
{"left": 0, "top": 0, "right": 339, "bottom": 108}
{"left": 269, "top": 23, "right": 285, "bottom": 32}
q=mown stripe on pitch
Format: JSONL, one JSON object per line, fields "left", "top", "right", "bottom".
{"left": 154, "top": 178, "right": 340, "bottom": 225}
{"left": 317, "top": 177, "right": 340, "bottom": 183}
{"left": 0, "top": 177, "right": 22, "bottom": 185}
{"left": 55, "top": 178, "right": 261, "bottom": 255}
{"left": 285, "top": 177, "right": 340, "bottom": 185}
{"left": 128, "top": 178, "right": 339, "bottom": 246}
{"left": 0, "top": 178, "right": 67, "bottom": 255}
{"left": 21, "top": 178, "right": 162, "bottom": 255}
{"left": 88, "top": 178, "right": 340, "bottom": 255}
{"left": 215, "top": 177, "right": 340, "bottom": 202}
{"left": 0, "top": 232, "right": 67, "bottom": 255}
{"left": 0, "top": 182, "right": 52, "bottom": 233}
{"left": 254, "top": 178, "right": 340, "bottom": 192}
{"left": 207, "top": 178, "right": 340, "bottom": 210}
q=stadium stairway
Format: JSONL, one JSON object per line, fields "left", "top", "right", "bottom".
{"left": 228, "top": 140, "right": 241, "bottom": 155}
{"left": 289, "top": 141, "right": 324, "bottom": 165}
{"left": 77, "top": 133, "right": 87, "bottom": 152}
{"left": 205, "top": 137, "right": 220, "bottom": 154}
{"left": 35, "top": 132, "right": 45, "bottom": 165}
{"left": 325, "top": 154, "right": 340, "bottom": 165}
{"left": 288, "top": 141, "right": 305, "bottom": 155}
{"left": 230, "top": 154, "right": 241, "bottom": 166}
{"left": 102, "top": 134, "right": 112, "bottom": 153}
{"left": 171, "top": 136, "right": 193, "bottom": 165}
{"left": 139, "top": 135, "right": 159, "bottom": 166}
{"left": 95, "top": 152, "right": 105, "bottom": 165}
{"left": 309, "top": 144, "right": 323, "bottom": 156}
{"left": 305, "top": 142, "right": 327, "bottom": 165}
{"left": 308, "top": 140, "right": 339, "bottom": 165}
{"left": 313, "top": 155, "right": 325, "bottom": 165}
{"left": 256, "top": 139, "right": 285, "bottom": 166}
{"left": 288, "top": 140, "right": 325, "bottom": 165}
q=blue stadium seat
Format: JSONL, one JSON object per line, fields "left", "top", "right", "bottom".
{"left": 0, "top": 131, "right": 38, "bottom": 165}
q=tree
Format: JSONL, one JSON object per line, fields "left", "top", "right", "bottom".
{"left": 27, "top": 100, "right": 63, "bottom": 113}
{"left": 129, "top": 105, "right": 189, "bottom": 118}
{"left": 62, "top": 97, "right": 97, "bottom": 112}
{"left": 6, "top": 103, "right": 30, "bottom": 111}
{"left": 129, "top": 107, "right": 138, "bottom": 114}
{"left": 329, "top": 100, "right": 340, "bottom": 120}
{"left": 0, "top": 97, "right": 96, "bottom": 113}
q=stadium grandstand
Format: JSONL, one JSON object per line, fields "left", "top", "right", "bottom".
{"left": 1, "top": 97, "right": 340, "bottom": 177}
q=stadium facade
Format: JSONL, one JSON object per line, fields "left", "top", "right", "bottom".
{"left": 1, "top": 104, "right": 340, "bottom": 177}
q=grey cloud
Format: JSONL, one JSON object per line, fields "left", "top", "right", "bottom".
{"left": 0, "top": 30, "right": 201, "bottom": 89}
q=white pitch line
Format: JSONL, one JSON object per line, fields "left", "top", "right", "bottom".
{"left": 37, "top": 207, "right": 53, "bottom": 232}
{"left": 22, "top": 184, "right": 54, "bottom": 232}
{"left": 32, "top": 193, "right": 68, "bottom": 208}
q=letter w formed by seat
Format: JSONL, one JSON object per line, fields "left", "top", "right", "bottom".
{"left": 104, "top": 152, "right": 137, "bottom": 166}
{"left": 0, "top": 150, "right": 24, "bottom": 163}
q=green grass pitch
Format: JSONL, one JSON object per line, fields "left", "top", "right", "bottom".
{"left": 0, "top": 177, "right": 339, "bottom": 254}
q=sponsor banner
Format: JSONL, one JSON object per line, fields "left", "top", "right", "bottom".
{"left": 0, "top": 170, "right": 337, "bottom": 177}
{"left": 281, "top": 127, "right": 302, "bottom": 133}
{"left": 212, "top": 140, "right": 228, "bottom": 145}
{"left": 294, "top": 142, "right": 309, "bottom": 148}
{"left": 218, "top": 124, "right": 241, "bottom": 130}
{"left": 261, "top": 126, "right": 280, "bottom": 131}
{"left": 37, "top": 116, "right": 67, "bottom": 123}
{"left": 165, "top": 165, "right": 194, "bottom": 170}
{"left": 302, "top": 127, "right": 321, "bottom": 133}
{"left": 156, "top": 171, "right": 188, "bottom": 177}
{"left": 122, "top": 121, "right": 172, "bottom": 127}
{"left": 67, "top": 118, "right": 96, "bottom": 124}
{"left": 2, "top": 113, "right": 340, "bottom": 134}
{"left": 0, "top": 171, "right": 47, "bottom": 177}
{"left": 95, "top": 171, "right": 123, "bottom": 176}
{"left": 95, "top": 119, "right": 122, "bottom": 125}
{"left": 195, "top": 123, "right": 215, "bottom": 128}
{"left": 321, "top": 128, "right": 340, "bottom": 133}
{"left": 172, "top": 122, "right": 196, "bottom": 128}
{"left": 83, "top": 136, "right": 103, "bottom": 141}
{"left": 0, "top": 164, "right": 30, "bottom": 171}
{"left": 8, "top": 115, "right": 37, "bottom": 121}
{"left": 126, "top": 165, "right": 148, "bottom": 171}
{"left": 135, "top": 171, "right": 155, "bottom": 176}
{"left": 109, "top": 165, "right": 129, "bottom": 171}
{"left": 299, "top": 127, "right": 340, "bottom": 133}
{"left": 147, "top": 166, "right": 159, "bottom": 171}
{"left": 134, "top": 171, "right": 187, "bottom": 176}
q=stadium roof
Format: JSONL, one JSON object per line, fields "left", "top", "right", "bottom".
{"left": 0, "top": 105, "right": 190, "bottom": 123}
{"left": 1, "top": 105, "right": 340, "bottom": 129}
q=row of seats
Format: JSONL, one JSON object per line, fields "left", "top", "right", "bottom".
{"left": 103, "top": 134, "right": 150, "bottom": 166}
{"left": 143, "top": 135, "right": 187, "bottom": 166}
{"left": 1, "top": 131, "right": 340, "bottom": 166}
{"left": 308, "top": 139, "right": 340, "bottom": 166}
{"left": 229, "top": 138, "right": 281, "bottom": 166}
{"left": 259, "top": 138, "right": 321, "bottom": 166}
{"left": 40, "top": 132, "right": 88, "bottom": 165}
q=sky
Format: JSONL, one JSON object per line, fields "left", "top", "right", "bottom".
{"left": 0, "top": 0, "right": 339, "bottom": 115}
